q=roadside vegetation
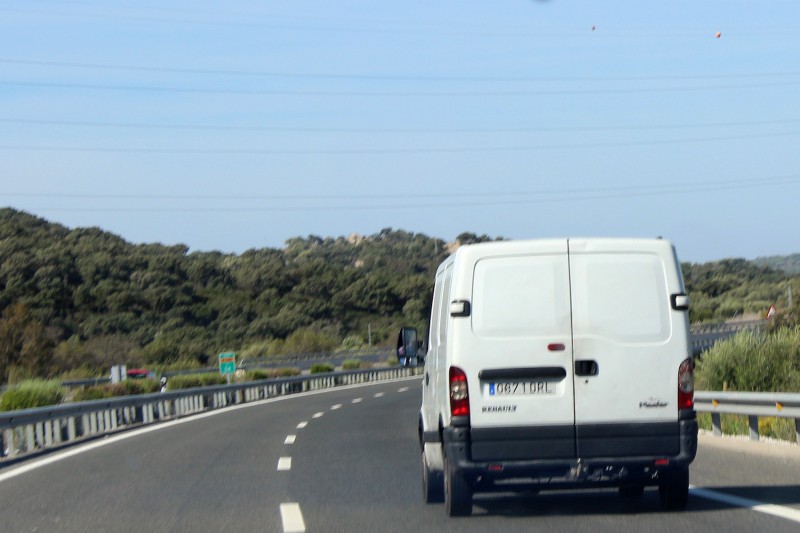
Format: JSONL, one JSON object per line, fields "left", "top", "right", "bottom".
{"left": 2, "top": 207, "right": 800, "bottom": 425}
{"left": 0, "top": 380, "right": 64, "bottom": 411}
{"left": 695, "top": 314, "right": 800, "bottom": 441}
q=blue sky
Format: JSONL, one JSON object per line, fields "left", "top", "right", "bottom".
{"left": 1, "top": 1, "right": 798, "bottom": 263}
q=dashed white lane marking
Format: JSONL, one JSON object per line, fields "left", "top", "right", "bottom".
{"left": 277, "top": 457, "right": 292, "bottom": 471}
{"left": 284, "top": 435, "right": 296, "bottom": 445}
{"left": 297, "top": 421, "right": 308, "bottom": 429}
{"left": 312, "top": 412, "right": 324, "bottom": 419}
{"left": 331, "top": 404, "right": 342, "bottom": 410}
{"left": 691, "top": 486, "right": 800, "bottom": 525}
{"left": 352, "top": 398, "right": 362, "bottom": 404}
{"left": 280, "top": 503, "right": 306, "bottom": 533}
{"left": 398, "top": 387, "right": 410, "bottom": 392}
{"left": 374, "top": 392, "right": 385, "bottom": 398}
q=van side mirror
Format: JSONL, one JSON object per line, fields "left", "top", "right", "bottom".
{"left": 671, "top": 294, "right": 690, "bottom": 311}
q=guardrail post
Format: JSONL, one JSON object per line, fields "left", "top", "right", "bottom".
{"left": 795, "top": 418, "right": 800, "bottom": 445}
{"left": 68, "top": 417, "right": 77, "bottom": 441}
{"left": 53, "top": 420, "right": 63, "bottom": 444}
{"left": 748, "top": 415, "right": 760, "bottom": 441}
{"left": 711, "top": 413, "right": 722, "bottom": 436}
{"left": 44, "top": 421, "right": 54, "bottom": 447}
{"left": 25, "top": 425, "right": 35, "bottom": 452}
{"left": 4, "top": 429, "right": 17, "bottom": 457}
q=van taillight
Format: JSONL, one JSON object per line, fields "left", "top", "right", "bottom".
{"left": 449, "top": 366, "right": 469, "bottom": 417}
{"left": 678, "top": 358, "right": 694, "bottom": 410}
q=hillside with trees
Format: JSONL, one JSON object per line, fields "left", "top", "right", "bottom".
{"left": 1, "top": 207, "right": 798, "bottom": 383}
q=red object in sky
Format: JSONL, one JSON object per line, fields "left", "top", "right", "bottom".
{"left": 715, "top": 31, "right": 722, "bottom": 38}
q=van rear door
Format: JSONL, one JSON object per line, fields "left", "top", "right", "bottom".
{"left": 460, "top": 242, "right": 576, "bottom": 460}
{"left": 568, "top": 238, "right": 687, "bottom": 458}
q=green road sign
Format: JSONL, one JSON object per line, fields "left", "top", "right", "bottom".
{"left": 219, "top": 352, "right": 236, "bottom": 375}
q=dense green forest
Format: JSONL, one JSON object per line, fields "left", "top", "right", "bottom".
{"left": 1, "top": 207, "right": 798, "bottom": 383}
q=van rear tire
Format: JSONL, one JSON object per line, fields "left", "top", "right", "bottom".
{"left": 659, "top": 467, "right": 689, "bottom": 511}
{"left": 444, "top": 455, "right": 472, "bottom": 516}
{"left": 422, "top": 451, "right": 444, "bottom": 503}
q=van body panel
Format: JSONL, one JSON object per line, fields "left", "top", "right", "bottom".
{"left": 456, "top": 244, "right": 575, "bottom": 430}
{"left": 419, "top": 237, "right": 696, "bottom": 498}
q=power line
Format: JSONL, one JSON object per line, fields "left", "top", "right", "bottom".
{"left": 4, "top": 175, "right": 799, "bottom": 203}
{"left": 3, "top": 58, "right": 800, "bottom": 83}
{"left": 2, "top": 117, "right": 800, "bottom": 134}
{"left": 3, "top": 79, "right": 799, "bottom": 96}
{"left": 0, "top": 130, "right": 797, "bottom": 155}
{"left": 6, "top": 175, "right": 798, "bottom": 212}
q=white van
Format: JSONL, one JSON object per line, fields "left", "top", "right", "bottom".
{"left": 418, "top": 238, "right": 697, "bottom": 516}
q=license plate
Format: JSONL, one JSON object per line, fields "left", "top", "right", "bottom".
{"left": 488, "top": 381, "right": 556, "bottom": 396}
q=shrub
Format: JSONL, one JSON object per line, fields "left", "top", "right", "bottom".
{"left": 72, "top": 386, "right": 115, "bottom": 402}
{"left": 121, "top": 378, "right": 160, "bottom": 395}
{"left": 0, "top": 380, "right": 65, "bottom": 411}
{"left": 166, "top": 373, "right": 228, "bottom": 390}
{"left": 310, "top": 363, "right": 334, "bottom": 374}
{"left": 341, "top": 359, "right": 365, "bottom": 370}
{"left": 387, "top": 355, "right": 399, "bottom": 366}
{"left": 71, "top": 379, "right": 161, "bottom": 401}
{"left": 695, "top": 327, "right": 800, "bottom": 392}
{"left": 242, "top": 368, "right": 301, "bottom": 381}
{"left": 271, "top": 367, "right": 302, "bottom": 377}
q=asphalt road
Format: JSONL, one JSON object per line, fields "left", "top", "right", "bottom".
{"left": 1, "top": 377, "right": 799, "bottom": 532}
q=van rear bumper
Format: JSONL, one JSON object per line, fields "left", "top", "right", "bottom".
{"left": 443, "top": 417, "right": 697, "bottom": 489}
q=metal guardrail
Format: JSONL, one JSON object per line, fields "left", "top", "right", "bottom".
{"left": 0, "top": 366, "right": 422, "bottom": 462}
{"left": 689, "top": 319, "right": 767, "bottom": 335}
{"left": 690, "top": 320, "right": 767, "bottom": 356}
{"left": 695, "top": 391, "right": 800, "bottom": 444}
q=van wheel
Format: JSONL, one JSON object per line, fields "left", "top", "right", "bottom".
{"left": 619, "top": 485, "right": 645, "bottom": 498}
{"left": 422, "top": 451, "right": 444, "bottom": 503}
{"left": 659, "top": 467, "right": 689, "bottom": 511}
{"left": 444, "top": 455, "right": 472, "bottom": 516}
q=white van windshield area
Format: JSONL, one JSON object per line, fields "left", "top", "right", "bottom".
{"left": 571, "top": 253, "right": 670, "bottom": 343}
{"left": 471, "top": 255, "right": 571, "bottom": 337}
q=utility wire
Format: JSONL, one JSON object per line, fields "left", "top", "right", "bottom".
{"left": 2, "top": 79, "right": 799, "bottom": 96}
{"left": 3, "top": 58, "right": 800, "bottom": 83}
{"left": 4, "top": 175, "right": 799, "bottom": 203}
{"left": 2, "top": 117, "right": 799, "bottom": 134}
{"left": 0, "top": 130, "right": 797, "bottom": 155}
{"left": 10, "top": 176, "right": 799, "bottom": 213}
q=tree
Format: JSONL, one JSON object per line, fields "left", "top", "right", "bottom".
{"left": 0, "top": 303, "right": 57, "bottom": 382}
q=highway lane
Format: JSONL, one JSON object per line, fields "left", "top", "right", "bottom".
{"left": 1, "top": 377, "right": 799, "bottom": 532}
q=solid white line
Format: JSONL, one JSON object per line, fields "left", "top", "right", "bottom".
{"left": 312, "top": 412, "right": 324, "bottom": 419}
{"left": 331, "top": 404, "right": 342, "bottom": 410}
{"left": 284, "top": 435, "right": 296, "bottom": 445}
{"left": 0, "top": 375, "right": 422, "bottom": 484}
{"left": 277, "top": 457, "right": 292, "bottom": 471}
{"left": 352, "top": 398, "right": 362, "bottom": 404}
{"left": 691, "top": 486, "right": 800, "bottom": 524}
{"left": 280, "top": 503, "right": 306, "bottom": 533}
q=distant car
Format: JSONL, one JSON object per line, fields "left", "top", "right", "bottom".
{"left": 126, "top": 368, "right": 155, "bottom": 380}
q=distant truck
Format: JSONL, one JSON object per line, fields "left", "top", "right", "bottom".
{"left": 125, "top": 368, "right": 155, "bottom": 380}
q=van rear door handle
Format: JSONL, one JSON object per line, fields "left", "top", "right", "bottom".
{"left": 574, "top": 360, "right": 599, "bottom": 376}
